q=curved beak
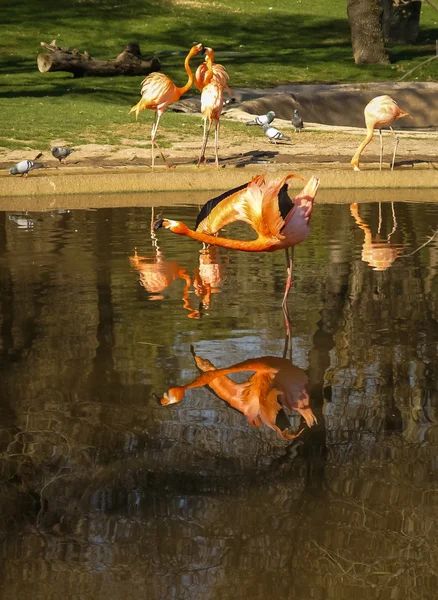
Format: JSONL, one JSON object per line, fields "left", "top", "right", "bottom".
{"left": 153, "top": 218, "right": 165, "bottom": 231}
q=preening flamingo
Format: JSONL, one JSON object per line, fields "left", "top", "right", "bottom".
{"left": 153, "top": 173, "right": 320, "bottom": 307}
{"left": 129, "top": 43, "right": 203, "bottom": 169}
{"left": 194, "top": 47, "right": 231, "bottom": 96}
{"left": 197, "top": 48, "right": 226, "bottom": 168}
{"left": 351, "top": 95, "right": 412, "bottom": 171}
{"left": 159, "top": 347, "right": 317, "bottom": 440}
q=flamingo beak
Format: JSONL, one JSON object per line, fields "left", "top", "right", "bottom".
{"left": 153, "top": 218, "right": 165, "bottom": 231}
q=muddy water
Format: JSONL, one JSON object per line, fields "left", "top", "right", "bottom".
{"left": 1, "top": 194, "right": 438, "bottom": 599}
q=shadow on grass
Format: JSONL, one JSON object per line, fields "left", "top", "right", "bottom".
{"left": 0, "top": 0, "right": 437, "bottom": 101}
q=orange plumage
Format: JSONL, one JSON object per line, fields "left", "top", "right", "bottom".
{"left": 154, "top": 173, "right": 320, "bottom": 306}
{"left": 195, "top": 47, "right": 231, "bottom": 95}
{"left": 197, "top": 47, "right": 230, "bottom": 168}
{"left": 160, "top": 350, "right": 317, "bottom": 440}
{"left": 129, "top": 43, "right": 203, "bottom": 168}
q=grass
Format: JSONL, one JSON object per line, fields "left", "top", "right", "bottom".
{"left": 0, "top": 0, "right": 437, "bottom": 151}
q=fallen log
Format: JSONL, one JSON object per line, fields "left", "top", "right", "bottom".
{"left": 37, "top": 40, "right": 161, "bottom": 78}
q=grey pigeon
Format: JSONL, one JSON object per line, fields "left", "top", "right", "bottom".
{"left": 263, "top": 123, "right": 291, "bottom": 143}
{"left": 51, "top": 146, "right": 76, "bottom": 163}
{"left": 291, "top": 109, "right": 304, "bottom": 133}
{"left": 246, "top": 110, "right": 275, "bottom": 127}
{"left": 9, "top": 159, "right": 44, "bottom": 177}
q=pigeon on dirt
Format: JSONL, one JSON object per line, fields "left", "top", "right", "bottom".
{"left": 291, "top": 109, "right": 304, "bottom": 133}
{"left": 9, "top": 158, "right": 44, "bottom": 177}
{"left": 51, "top": 146, "right": 76, "bottom": 163}
{"left": 246, "top": 110, "right": 275, "bottom": 127}
{"left": 263, "top": 123, "right": 291, "bottom": 143}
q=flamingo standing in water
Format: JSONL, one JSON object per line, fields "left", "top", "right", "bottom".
{"left": 197, "top": 48, "right": 228, "bottom": 168}
{"left": 351, "top": 95, "right": 412, "bottom": 171}
{"left": 129, "top": 43, "right": 203, "bottom": 169}
{"left": 153, "top": 173, "right": 320, "bottom": 307}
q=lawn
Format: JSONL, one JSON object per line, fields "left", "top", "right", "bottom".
{"left": 0, "top": 0, "right": 437, "bottom": 151}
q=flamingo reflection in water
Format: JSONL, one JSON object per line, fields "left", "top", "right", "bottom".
{"left": 350, "top": 202, "right": 404, "bottom": 271}
{"left": 159, "top": 344, "right": 317, "bottom": 440}
{"left": 130, "top": 213, "right": 225, "bottom": 318}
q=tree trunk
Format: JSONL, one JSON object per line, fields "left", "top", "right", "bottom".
{"left": 347, "top": 0, "right": 390, "bottom": 64}
{"left": 37, "top": 40, "right": 161, "bottom": 78}
{"left": 381, "top": 0, "right": 422, "bottom": 43}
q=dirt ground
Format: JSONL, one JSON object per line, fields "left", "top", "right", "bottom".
{"left": 1, "top": 83, "right": 438, "bottom": 202}
{"left": 1, "top": 107, "right": 437, "bottom": 171}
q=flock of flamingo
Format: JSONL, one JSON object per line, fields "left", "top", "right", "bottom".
{"left": 129, "top": 44, "right": 413, "bottom": 307}
{"left": 127, "top": 44, "right": 414, "bottom": 440}
{"left": 129, "top": 43, "right": 413, "bottom": 171}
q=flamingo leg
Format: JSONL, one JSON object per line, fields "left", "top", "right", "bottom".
{"left": 151, "top": 113, "right": 172, "bottom": 169}
{"left": 389, "top": 126, "right": 399, "bottom": 171}
{"left": 214, "top": 119, "right": 220, "bottom": 170}
{"left": 150, "top": 112, "right": 160, "bottom": 169}
{"left": 198, "top": 118, "right": 212, "bottom": 167}
{"left": 282, "top": 247, "right": 294, "bottom": 308}
{"left": 379, "top": 128, "right": 383, "bottom": 171}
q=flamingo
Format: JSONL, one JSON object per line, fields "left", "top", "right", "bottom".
{"left": 351, "top": 95, "right": 412, "bottom": 172}
{"left": 153, "top": 173, "right": 320, "bottom": 308}
{"left": 129, "top": 43, "right": 203, "bottom": 169}
{"left": 194, "top": 47, "right": 231, "bottom": 96}
{"left": 350, "top": 202, "right": 404, "bottom": 271}
{"left": 197, "top": 48, "right": 227, "bottom": 168}
{"left": 159, "top": 348, "right": 317, "bottom": 440}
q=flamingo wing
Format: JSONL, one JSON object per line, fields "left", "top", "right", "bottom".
{"left": 140, "top": 73, "right": 179, "bottom": 110}
{"left": 195, "top": 174, "right": 266, "bottom": 234}
{"left": 195, "top": 62, "right": 230, "bottom": 92}
{"left": 259, "top": 174, "right": 303, "bottom": 238}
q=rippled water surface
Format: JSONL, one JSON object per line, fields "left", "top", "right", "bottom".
{"left": 1, "top": 193, "right": 438, "bottom": 600}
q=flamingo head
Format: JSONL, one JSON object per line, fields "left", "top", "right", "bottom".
{"left": 351, "top": 158, "right": 360, "bottom": 171}
{"left": 160, "top": 387, "right": 185, "bottom": 406}
{"left": 295, "top": 175, "right": 320, "bottom": 202}
{"left": 190, "top": 43, "right": 204, "bottom": 57}
{"left": 154, "top": 218, "right": 187, "bottom": 235}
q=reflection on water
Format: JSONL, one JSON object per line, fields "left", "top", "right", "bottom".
{"left": 350, "top": 201, "right": 405, "bottom": 270}
{"left": 159, "top": 345, "right": 317, "bottom": 439}
{"left": 1, "top": 197, "right": 438, "bottom": 599}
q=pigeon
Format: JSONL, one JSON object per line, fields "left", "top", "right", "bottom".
{"left": 263, "top": 123, "right": 291, "bottom": 143}
{"left": 246, "top": 110, "right": 275, "bottom": 127}
{"left": 291, "top": 109, "right": 304, "bottom": 133}
{"left": 9, "top": 159, "right": 44, "bottom": 177}
{"left": 51, "top": 146, "right": 76, "bottom": 163}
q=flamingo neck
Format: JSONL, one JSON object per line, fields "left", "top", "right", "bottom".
{"left": 168, "top": 222, "right": 274, "bottom": 252}
{"left": 351, "top": 126, "right": 375, "bottom": 169}
{"left": 204, "top": 54, "right": 214, "bottom": 86}
{"left": 178, "top": 50, "right": 197, "bottom": 96}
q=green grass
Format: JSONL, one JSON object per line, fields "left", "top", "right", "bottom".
{"left": 0, "top": 0, "right": 437, "bottom": 151}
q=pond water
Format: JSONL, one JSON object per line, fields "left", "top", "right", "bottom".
{"left": 1, "top": 192, "right": 438, "bottom": 600}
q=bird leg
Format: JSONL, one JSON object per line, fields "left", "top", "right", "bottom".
{"left": 198, "top": 118, "right": 211, "bottom": 167}
{"left": 282, "top": 247, "right": 294, "bottom": 306}
{"left": 389, "top": 126, "right": 399, "bottom": 171}
{"left": 379, "top": 128, "right": 383, "bottom": 171}
{"left": 151, "top": 113, "right": 172, "bottom": 169}
{"left": 214, "top": 119, "right": 220, "bottom": 170}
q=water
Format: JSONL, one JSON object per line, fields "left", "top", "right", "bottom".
{"left": 1, "top": 195, "right": 438, "bottom": 599}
